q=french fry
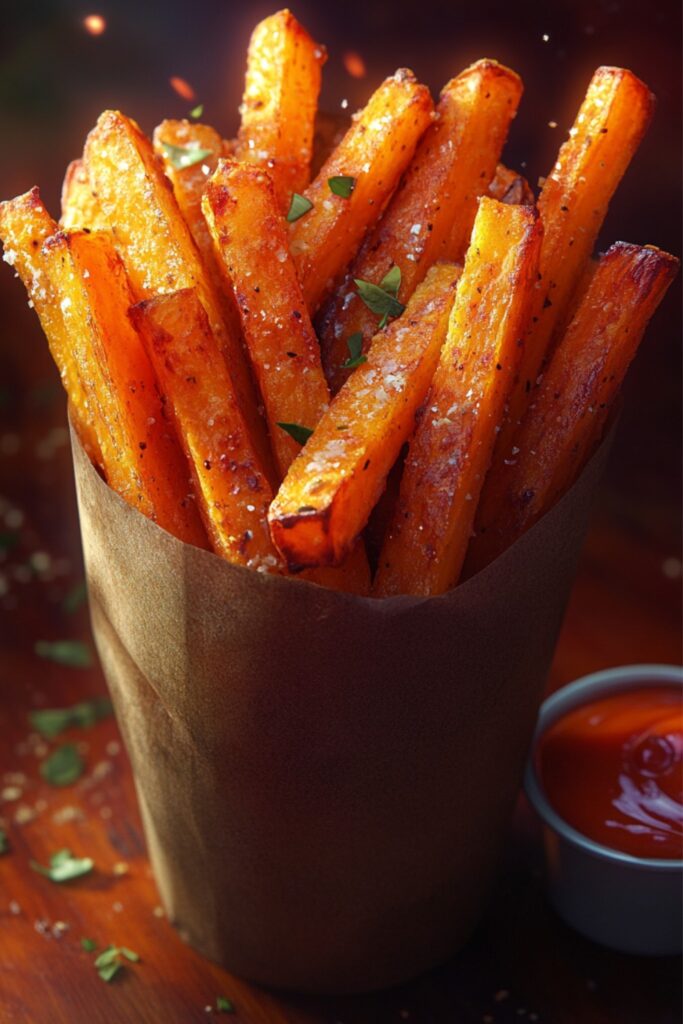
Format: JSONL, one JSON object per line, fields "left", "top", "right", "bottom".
{"left": 153, "top": 119, "right": 224, "bottom": 270}
{"left": 60, "top": 158, "right": 105, "bottom": 231}
{"left": 235, "top": 9, "right": 326, "bottom": 211}
{"left": 0, "top": 188, "right": 101, "bottom": 461}
{"left": 268, "top": 262, "right": 461, "bottom": 570}
{"left": 290, "top": 70, "right": 434, "bottom": 314}
{"left": 374, "top": 198, "right": 542, "bottom": 597}
{"left": 203, "top": 160, "right": 330, "bottom": 478}
{"left": 42, "top": 229, "right": 208, "bottom": 546}
{"left": 203, "top": 160, "right": 371, "bottom": 593}
{"left": 130, "top": 288, "right": 282, "bottom": 571}
{"left": 317, "top": 61, "right": 523, "bottom": 392}
{"left": 485, "top": 67, "right": 655, "bottom": 482}
{"left": 83, "top": 110, "right": 274, "bottom": 482}
{"left": 465, "top": 242, "right": 679, "bottom": 575}
{"left": 488, "top": 163, "right": 535, "bottom": 206}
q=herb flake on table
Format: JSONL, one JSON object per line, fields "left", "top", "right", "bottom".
{"left": 0, "top": 828, "right": 9, "bottom": 854}
{"left": 93, "top": 945, "right": 140, "bottom": 982}
{"left": 40, "top": 743, "right": 84, "bottom": 786}
{"left": 286, "top": 192, "right": 313, "bottom": 223}
{"left": 35, "top": 639, "right": 93, "bottom": 668}
{"left": 81, "top": 937, "right": 97, "bottom": 952}
{"left": 161, "top": 141, "right": 213, "bottom": 170}
{"left": 354, "top": 266, "right": 405, "bottom": 329}
{"left": 30, "top": 696, "right": 113, "bottom": 738}
{"left": 189, "top": 103, "right": 204, "bottom": 119}
{"left": 277, "top": 421, "right": 313, "bottom": 445}
{"left": 328, "top": 175, "right": 356, "bottom": 198}
{"left": 62, "top": 580, "right": 88, "bottom": 614}
{"left": 31, "top": 848, "right": 94, "bottom": 883}
{"left": 341, "top": 332, "right": 367, "bottom": 369}
{"left": 216, "top": 995, "right": 236, "bottom": 1013}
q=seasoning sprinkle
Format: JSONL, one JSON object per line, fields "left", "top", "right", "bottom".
{"left": 161, "top": 142, "right": 213, "bottom": 170}
{"left": 328, "top": 175, "right": 356, "bottom": 198}
{"left": 341, "top": 332, "right": 367, "bottom": 369}
{"left": 276, "top": 422, "right": 313, "bottom": 445}
{"left": 286, "top": 192, "right": 313, "bottom": 223}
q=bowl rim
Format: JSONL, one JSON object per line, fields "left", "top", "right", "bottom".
{"left": 525, "top": 663, "right": 683, "bottom": 871}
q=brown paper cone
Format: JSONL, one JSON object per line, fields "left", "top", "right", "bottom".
{"left": 71, "top": 424, "right": 613, "bottom": 994}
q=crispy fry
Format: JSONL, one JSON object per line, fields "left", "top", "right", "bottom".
{"left": 131, "top": 288, "right": 282, "bottom": 570}
{"left": 236, "top": 9, "right": 326, "bottom": 211}
{"left": 317, "top": 61, "right": 522, "bottom": 392}
{"left": 203, "top": 160, "right": 371, "bottom": 592}
{"left": 268, "top": 262, "right": 461, "bottom": 570}
{"left": 488, "top": 163, "right": 535, "bottom": 206}
{"left": 42, "top": 230, "right": 207, "bottom": 546}
{"left": 0, "top": 188, "right": 101, "bottom": 460}
{"left": 153, "top": 119, "right": 224, "bottom": 270}
{"left": 203, "top": 160, "right": 330, "bottom": 478}
{"left": 466, "top": 242, "right": 679, "bottom": 575}
{"left": 60, "top": 158, "right": 105, "bottom": 231}
{"left": 290, "top": 70, "right": 433, "bottom": 314}
{"left": 83, "top": 110, "right": 274, "bottom": 481}
{"left": 374, "top": 198, "right": 542, "bottom": 597}
{"left": 487, "top": 67, "right": 655, "bottom": 482}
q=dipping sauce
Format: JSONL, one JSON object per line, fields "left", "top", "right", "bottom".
{"left": 537, "top": 685, "right": 683, "bottom": 859}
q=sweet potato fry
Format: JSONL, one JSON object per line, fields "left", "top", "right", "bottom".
{"left": 289, "top": 70, "right": 433, "bottom": 314}
{"left": 0, "top": 188, "right": 101, "bottom": 460}
{"left": 153, "top": 119, "right": 223, "bottom": 269}
{"left": 374, "top": 198, "right": 542, "bottom": 597}
{"left": 131, "top": 288, "right": 282, "bottom": 570}
{"left": 203, "top": 161, "right": 372, "bottom": 593}
{"left": 60, "top": 158, "right": 105, "bottom": 231}
{"left": 235, "top": 9, "right": 326, "bottom": 211}
{"left": 83, "top": 110, "right": 273, "bottom": 480}
{"left": 203, "top": 160, "right": 330, "bottom": 479}
{"left": 488, "top": 66, "right": 655, "bottom": 478}
{"left": 42, "top": 230, "right": 208, "bottom": 546}
{"left": 317, "top": 60, "right": 522, "bottom": 392}
{"left": 487, "top": 163, "right": 534, "bottom": 206}
{"left": 466, "top": 242, "right": 679, "bottom": 575}
{"left": 268, "top": 262, "right": 461, "bottom": 570}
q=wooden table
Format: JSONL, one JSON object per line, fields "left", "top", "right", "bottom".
{"left": 0, "top": 317, "right": 680, "bottom": 1024}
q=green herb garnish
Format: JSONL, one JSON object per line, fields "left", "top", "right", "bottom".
{"left": 276, "top": 422, "right": 313, "bottom": 446}
{"left": 161, "top": 141, "right": 213, "bottom": 170}
{"left": 40, "top": 744, "right": 84, "bottom": 787}
{"left": 189, "top": 103, "right": 204, "bottom": 119}
{"left": 35, "top": 640, "right": 93, "bottom": 668}
{"left": 286, "top": 192, "right": 313, "bottom": 223}
{"left": 30, "top": 696, "right": 113, "bottom": 739}
{"left": 328, "top": 175, "right": 356, "bottom": 198}
{"left": 81, "top": 937, "right": 97, "bottom": 952}
{"left": 62, "top": 581, "right": 87, "bottom": 614}
{"left": 0, "top": 828, "right": 9, "bottom": 854}
{"left": 216, "top": 996, "right": 235, "bottom": 1013}
{"left": 354, "top": 266, "right": 405, "bottom": 329}
{"left": 31, "top": 848, "right": 93, "bottom": 883}
{"left": 341, "top": 332, "right": 367, "bottom": 369}
{"left": 93, "top": 945, "right": 140, "bottom": 982}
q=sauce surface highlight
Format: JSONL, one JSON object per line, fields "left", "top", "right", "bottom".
{"left": 537, "top": 685, "right": 683, "bottom": 859}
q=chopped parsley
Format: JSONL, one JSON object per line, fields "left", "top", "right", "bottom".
{"left": 34, "top": 640, "right": 93, "bottom": 668}
{"left": 40, "top": 744, "right": 84, "bottom": 787}
{"left": 341, "top": 332, "right": 367, "bottom": 369}
{"left": 286, "top": 192, "right": 313, "bottom": 223}
{"left": 354, "top": 266, "right": 405, "bottom": 328}
{"left": 30, "top": 696, "right": 113, "bottom": 738}
{"left": 93, "top": 945, "right": 140, "bottom": 983}
{"left": 62, "top": 580, "right": 88, "bottom": 614}
{"left": 328, "top": 175, "right": 356, "bottom": 198}
{"left": 216, "top": 996, "right": 235, "bottom": 1013}
{"left": 189, "top": 103, "right": 204, "bottom": 119}
{"left": 161, "top": 141, "right": 213, "bottom": 170}
{"left": 31, "top": 848, "right": 94, "bottom": 883}
{"left": 276, "top": 422, "right": 313, "bottom": 445}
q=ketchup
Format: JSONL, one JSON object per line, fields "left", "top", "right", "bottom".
{"left": 537, "top": 685, "right": 683, "bottom": 860}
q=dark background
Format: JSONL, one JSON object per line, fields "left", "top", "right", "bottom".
{"left": 0, "top": 0, "right": 681, "bottom": 564}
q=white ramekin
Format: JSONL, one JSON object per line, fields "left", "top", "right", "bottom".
{"left": 525, "top": 663, "right": 683, "bottom": 956}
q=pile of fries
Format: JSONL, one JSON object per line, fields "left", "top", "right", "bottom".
{"left": 1, "top": 10, "right": 677, "bottom": 597}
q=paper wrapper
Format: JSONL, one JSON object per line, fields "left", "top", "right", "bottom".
{"left": 71, "top": 425, "right": 613, "bottom": 994}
